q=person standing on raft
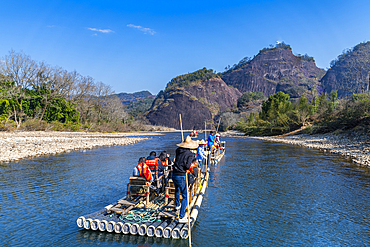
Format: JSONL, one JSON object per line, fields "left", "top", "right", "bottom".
{"left": 207, "top": 131, "right": 215, "bottom": 164}
{"left": 173, "top": 135, "right": 199, "bottom": 223}
{"left": 197, "top": 139, "right": 207, "bottom": 173}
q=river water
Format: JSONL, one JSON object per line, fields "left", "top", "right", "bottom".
{"left": 2, "top": 132, "right": 370, "bottom": 246}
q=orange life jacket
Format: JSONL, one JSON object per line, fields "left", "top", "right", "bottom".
{"left": 161, "top": 157, "right": 169, "bottom": 171}
{"left": 187, "top": 162, "right": 198, "bottom": 176}
{"left": 136, "top": 162, "right": 153, "bottom": 181}
{"left": 162, "top": 158, "right": 168, "bottom": 167}
{"left": 146, "top": 158, "right": 160, "bottom": 172}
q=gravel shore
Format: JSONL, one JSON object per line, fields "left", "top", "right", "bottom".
{"left": 253, "top": 131, "right": 370, "bottom": 166}
{"left": 0, "top": 131, "right": 157, "bottom": 163}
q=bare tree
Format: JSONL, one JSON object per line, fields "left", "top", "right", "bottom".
{"left": 0, "top": 50, "right": 38, "bottom": 128}
{"left": 94, "top": 81, "right": 114, "bottom": 123}
{"left": 70, "top": 75, "right": 97, "bottom": 124}
{"left": 101, "top": 95, "right": 127, "bottom": 123}
{"left": 28, "top": 63, "right": 79, "bottom": 121}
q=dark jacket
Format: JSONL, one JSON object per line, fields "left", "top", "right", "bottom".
{"left": 173, "top": 147, "right": 195, "bottom": 176}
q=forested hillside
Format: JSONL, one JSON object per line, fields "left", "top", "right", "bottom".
{"left": 115, "top": 91, "right": 154, "bottom": 105}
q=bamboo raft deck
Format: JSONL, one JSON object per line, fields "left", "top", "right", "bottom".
{"left": 76, "top": 141, "right": 225, "bottom": 239}
{"left": 76, "top": 168, "right": 210, "bottom": 239}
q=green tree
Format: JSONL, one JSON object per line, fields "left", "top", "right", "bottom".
{"left": 237, "top": 91, "right": 265, "bottom": 108}
{"left": 260, "top": 91, "right": 291, "bottom": 126}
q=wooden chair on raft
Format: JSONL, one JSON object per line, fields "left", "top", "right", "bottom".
{"left": 127, "top": 164, "right": 164, "bottom": 205}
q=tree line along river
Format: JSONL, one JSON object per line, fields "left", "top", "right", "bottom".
{"left": 1, "top": 132, "right": 370, "bottom": 246}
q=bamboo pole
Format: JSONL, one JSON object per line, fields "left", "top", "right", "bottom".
{"left": 181, "top": 171, "right": 209, "bottom": 239}
{"left": 179, "top": 114, "right": 184, "bottom": 141}
{"left": 204, "top": 121, "right": 206, "bottom": 140}
{"left": 185, "top": 173, "right": 192, "bottom": 246}
{"left": 216, "top": 117, "right": 221, "bottom": 134}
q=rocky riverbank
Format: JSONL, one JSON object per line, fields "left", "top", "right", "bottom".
{"left": 0, "top": 131, "right": 157, "bottom": 163}
{"left": 253, "top": 131, "right": 370, "bottom": 166}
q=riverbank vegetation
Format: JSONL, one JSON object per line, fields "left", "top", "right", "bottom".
{"left": 0, "top": 50, "right": 155, "bottom": 132}
{"left": 235, "top": 89, "right": 370, "bottom": 136}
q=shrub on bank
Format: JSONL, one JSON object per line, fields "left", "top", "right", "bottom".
{"left": 238, "top": 90, "right": 370, "bottom": 136}
{"left": 21, "top": 119, "right": 49, "bottom": 131}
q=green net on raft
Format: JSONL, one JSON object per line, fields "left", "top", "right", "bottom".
{"left": 116, "top": 199, "right": 166, "bottom": 223}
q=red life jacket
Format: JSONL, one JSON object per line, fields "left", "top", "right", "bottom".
{"left": 136, "top": 162, "right": 153, "bottom": 181}
{"left": 146, "top": 158, "right": 160, "bottom": 172}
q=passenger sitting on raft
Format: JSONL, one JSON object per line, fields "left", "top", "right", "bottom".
{"left": 215, "top": 133, "right": 220, "bottom": 145}
{"left": 187, "top": 158, "right": 199, "bottom": 186}
{"left": 133, "top": 157, "right": 153, "bottom": 182}
{"left": 146, "top": 151, "right": 164, "bottom": 176}
{"left": 159, "top": 151, "right": 173, "bottom": 171}
{"left": 159, "top": 151, "right": 173, "bottom": 192}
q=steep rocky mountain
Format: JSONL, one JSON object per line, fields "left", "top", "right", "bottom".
{"left": 115, "top": 90, "right": 154, "bottom": 105}
{"left": 222, "top": 44, "right": 326, "bottom": 99}
{"left": 146, "top": 68, "right": 241, "bottom": 130}
{"left": 321, "top": 41, "right": 370, "bottom": 98}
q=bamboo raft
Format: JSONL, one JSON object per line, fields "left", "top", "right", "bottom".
{"left": 210, "top": 141, "right": 226, "bottom": 165}
{"left": 76, "top": 140, "right": 225, "bottom": 239}
{"left": 76, "top": 167, "right": 210, "bottom": 239}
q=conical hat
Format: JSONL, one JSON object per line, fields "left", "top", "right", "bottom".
{"left": 198, "top": 139, "right": 206, "bottom": 145}
{"left": 177, "top": 136, "right": 199, "bottom": 149}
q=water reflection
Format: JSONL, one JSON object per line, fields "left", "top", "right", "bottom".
{"left": 75, "top": 230, "right": 189, "bottom": 247}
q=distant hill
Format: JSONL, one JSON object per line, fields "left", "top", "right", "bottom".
{"left": 321, "top": 41, "right": 370, "bottom": 98}
{"left": 115, "top": 90, "right": 154, "bottom": 105}
{"left": 221, "top": 43, "right": 326, "bottom": 99}
{"left": 146, "top": 68, "right": 241, "bottom": 130}
{"left": 125, "top": 96, "right": 155, "bottom": 117}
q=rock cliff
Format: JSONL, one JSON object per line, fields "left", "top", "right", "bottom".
{"left": 222, "top": 46, "right": 325, "bottom": 99}
{"left": 321, "top": 41, "right": 370, "bottom": 98}
{"left": 146, "top": 68, "right": 241, "bottom": 130}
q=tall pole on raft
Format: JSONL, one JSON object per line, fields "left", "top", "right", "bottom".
{"left": 204, "top": 121, "right": 206, "bottom": 140}
{"left": 216, "top": 117, "right": 221, "bottom": 134}
{"left": 179, "top": 114, "right": 184, "bottom": 142}
{"left": 186, "top": 173, "right": 192, "bottom": 247}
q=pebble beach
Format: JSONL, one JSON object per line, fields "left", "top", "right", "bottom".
{"left": 254, "top": 131, "right": 370, "bottom": 167}
{"left": 0, "top": 131, "right": 156, "bottom": 163}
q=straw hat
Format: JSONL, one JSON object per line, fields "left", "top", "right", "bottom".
{"left": 198, "top": 139, "right": 206, "bottom": 145}
{"left": 177, "top": 136, "right": 199, "bottom": 149}
{"left": 215, "top": 133, "right": 220, "bottom": 136}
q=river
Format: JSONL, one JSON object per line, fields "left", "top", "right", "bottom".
{"left": 1, "top": 132, "right": 370, "bottom": 246}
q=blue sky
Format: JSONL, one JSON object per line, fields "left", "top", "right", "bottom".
{"left": 1, "top": 0, "right": 370, "bottom": 94}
